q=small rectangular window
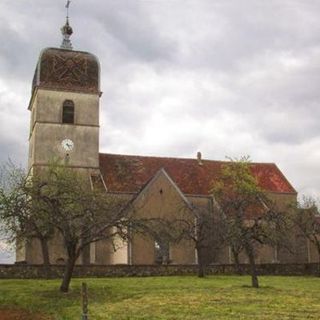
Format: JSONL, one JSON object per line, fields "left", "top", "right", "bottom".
{"left": 62, "top": 100, "right": 75, "bottom": 124}
{"left": 63, "top": 106, "right": 74, "bottom": 123}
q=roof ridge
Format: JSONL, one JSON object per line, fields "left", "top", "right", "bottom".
{"left": 99, "top": 152, "right": 277, "bottom": 166}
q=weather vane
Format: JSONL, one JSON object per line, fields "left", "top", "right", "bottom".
{"left": 66, "top": 0, "right": 71, "bottom": 18}
{"left": 61, "top": 0, "right": 73, "bottom": 50}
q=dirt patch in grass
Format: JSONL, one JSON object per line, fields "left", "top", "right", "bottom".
{"left": 0, "top": 308, "right": 51, "bottom": 320}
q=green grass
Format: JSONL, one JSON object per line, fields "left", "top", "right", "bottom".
{"left": 1, "top": 276, "right": 320, "bottom": 319}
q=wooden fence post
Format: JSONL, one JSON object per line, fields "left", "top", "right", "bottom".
{"left": 81, "top": 282, "right": 88, "bottom": 320}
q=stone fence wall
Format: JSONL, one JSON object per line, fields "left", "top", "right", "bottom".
{"left": 0, "top": 263, "right": 319, "bottom": 279}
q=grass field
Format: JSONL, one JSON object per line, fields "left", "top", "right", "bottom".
{"left": 1, "top": 276, "right": 320, "bottom": 319}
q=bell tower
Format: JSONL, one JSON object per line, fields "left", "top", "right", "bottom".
{"left": 27, "top": 18, "right": 101, "bottom": 176}
{"left": 17, "top": 14, "right": 102, "bottom": 264}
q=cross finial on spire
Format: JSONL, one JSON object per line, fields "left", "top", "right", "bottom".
{"left": 61, "top": 1, "right": 73, "bottom": 50}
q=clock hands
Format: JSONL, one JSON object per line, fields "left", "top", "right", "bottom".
{"left": 61, "top": 139, "right": 74, "bottom": 151}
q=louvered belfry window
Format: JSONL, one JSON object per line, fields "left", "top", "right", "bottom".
{"left": 62, "top": 100, "right": 75, "bottom": 124}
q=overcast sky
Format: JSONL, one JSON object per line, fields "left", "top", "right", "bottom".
{"left": 1, "top": 0, "right": 320, "bottom": 262}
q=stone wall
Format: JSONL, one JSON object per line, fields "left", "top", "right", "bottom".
{"left": 0, "top": 263, "right": 319, "bottom": 279}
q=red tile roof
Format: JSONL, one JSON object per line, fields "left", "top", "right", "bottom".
{"left": 99, "top": 153, "right": 296, "bottom": 195}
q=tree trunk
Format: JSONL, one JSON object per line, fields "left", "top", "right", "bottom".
{"left": 244, "top": 243, "right": 259, "bottom": 288}
{"left": 197, "top": 248, "right": 206, "bottom": 278}
{"left": 40, "top": 237, "right": 50, "bottom": 265}
{"left": 315, "top": 240, "right": 320, "bottom": 277}
{"left": 39, "top": 237, "right": 50, "bottom": 278}
{"left": 60, "top": 255, "right": 76, "bottom": 293}
{"left": 198, "top": 262, "right": 205, "bottom": 278}
{"left": 318, "top": 252, "right": 320, "bottom": 277}
{"left": 231, "top": 247, "right": 242, "bottom": 275}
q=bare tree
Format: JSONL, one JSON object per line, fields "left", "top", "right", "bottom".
{"left": 229, "top": 234, "right": 245, "bottom": 275}
{"left": 36, "top": 164, "right": 133, "bottom": 292}
{"left": 291, "top": 197, "right": 320, "bottom": 275}
{"left": 211, "top": 156, "right": 287, "bottom": 288}
{"left": 0, "top": 161, "right": 53, "bottom": 269}
{"left": 0, "top": 162, "right": 134, "bottom": 292}
{"left": 175, "top": 202, "right": 226, "bottom": 277}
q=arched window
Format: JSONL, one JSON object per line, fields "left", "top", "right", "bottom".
{"left": 62, "top": 100, "right": 74, "bottom": 124}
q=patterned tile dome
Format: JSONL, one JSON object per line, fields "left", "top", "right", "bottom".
{"left": 32, "top": 47, "right": 100, "bottom": 95}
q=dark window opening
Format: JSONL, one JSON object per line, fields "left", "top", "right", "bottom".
{"left": 154, "top": 238, "right": 170, "bottom": 265}
{"left": 62, "top": 100, "right": 75, "bottom": 124}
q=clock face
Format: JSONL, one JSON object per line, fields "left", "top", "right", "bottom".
{"left": 61, "top": 138, "right": 74, "bottom": 152}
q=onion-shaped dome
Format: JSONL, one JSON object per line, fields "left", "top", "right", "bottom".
{"left": 31, "top": 47, "right": 101, "bottom": 96}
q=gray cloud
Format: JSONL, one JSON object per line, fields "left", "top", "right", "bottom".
{"left": 1, "top": 0, "right": 320, "bottom": 262}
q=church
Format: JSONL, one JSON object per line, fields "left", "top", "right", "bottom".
{"left": 17, "top": 17, "right": 315, "bottom": 266}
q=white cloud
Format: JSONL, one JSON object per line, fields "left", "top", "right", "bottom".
{"left": 1, "top": 0, "right": 320, "bottom": 262}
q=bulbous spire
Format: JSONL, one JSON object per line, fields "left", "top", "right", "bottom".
{"left": 61, "top": 17, "right": 73, "bottom": 50}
